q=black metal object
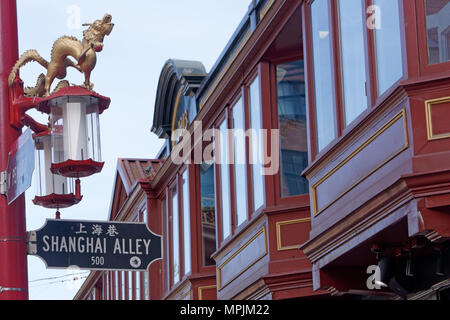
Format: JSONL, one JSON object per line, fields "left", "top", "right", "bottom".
{"left": 28, "top": 219, "right": 162, "bottom": 271}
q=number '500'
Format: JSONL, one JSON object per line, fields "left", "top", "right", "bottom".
{"left": 91, "top": 256, "right": 105, "bottom": 266}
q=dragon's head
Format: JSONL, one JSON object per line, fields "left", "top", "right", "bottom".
{"left": 83, "top": 14, "right": 114, "bottom": 52}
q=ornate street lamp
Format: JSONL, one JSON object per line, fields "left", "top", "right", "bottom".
{"left": 32, "top": 130, "right": 82, "bottom": 213}
{"left": 36, "top": 86, "right": 110, "bottom": 178}
{"left": 6, "top": 13, "right": 114, "bottom": 218}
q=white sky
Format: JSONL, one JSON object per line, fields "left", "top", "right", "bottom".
{"left": 17, "top": 0, "right": 250, "bottom": 300}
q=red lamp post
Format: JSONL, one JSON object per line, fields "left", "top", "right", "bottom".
{"left": 0, "top": 0, "right": 28, "bottom": 300}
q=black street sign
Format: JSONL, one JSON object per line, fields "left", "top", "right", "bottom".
{"left": 27, "top": 219, "right": 162, "bottom": 271}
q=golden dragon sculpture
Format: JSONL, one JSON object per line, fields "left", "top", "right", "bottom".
{"left": 8, "top": 14, "right": 114, "bottom": 97}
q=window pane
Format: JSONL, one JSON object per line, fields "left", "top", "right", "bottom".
{"left": 104, "top": 273, "right": 108, "bottom": 300}
{"left": 425, "top": 0, "right": 450, "bottom": 64}
{"left": 120, "top": 271, "right": 124, "bottom": 300}
{"left": 276, "top": 60, "right": 309, "bottom": 197}
{"left": 162, "top": 197, "right": 169, "bottom": 292}
{"left": 128, "top": 272, "right": 133, "bottom": 300}
{"left": 115, "top": 271, "right": 119, "bottom": 300}
{"left": 136, "top": 272, "right": 141, "bottom": 300}
{"left": 338, "top": 0, "right": 368, "bottom": 125}
{"left": 219, "top": 120, "right": 231, "bottom": 239}
{"left": 200, "top": 162, "right": 216, "bottom": 266}
{"left": 249, "top": 76, "right": 265, "bottom": 211}
{"left": 182, "top": 170, "right": 191, "bottom": 275}
{"left": 311, "top": 0, "right": 335, "bottom": 151}
{"left": 142, "top": 207, "right": 148, "bottom": 225}
{"left": 144, "top": 271, "right": 150, "bottom": 300}
{"left": 374, "top": 0, "right": 403, "bottom": 95}
{"left": 232, "top": 98, "right": 248, "bottom": 226}
{"left": 171, "top": 187, "right": 180, "bottom": 284}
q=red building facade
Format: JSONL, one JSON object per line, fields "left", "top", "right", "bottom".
{"left": 301, "top": 0, "right": 450, "bottom": 299}
{"left": 75, "top": 0, "right": 450, "bottom": 300}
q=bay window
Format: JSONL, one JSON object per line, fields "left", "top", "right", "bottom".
{"left": 164, "top": 168, "right": 193, "bottom": 291}
{"left": 307, "top": 0, "right": 404, "bottom": 155}
{"left": 338, "top": 0, "right": 368, "bottom": 125}
{"left": 218, "top": 119, "right": 232, "bottom": 240}
{"left": 200, "top": 162, "right": 216, "bottom": 266}
{"left": 231, "top": 97, "right": 248, "bottom": 227}
{"left": 171, "top": 185, "right": 180, "bottom": 284}
{"left": 181, "top": 169, "right": 191, "bottom": 275}
{"left": 373, "top": 0, "right": 403, "bottom": 95}
{"left": 162, "top": 196, "right": 169, "bottom": 292}
{"left": 425, "top": 0, "right": 450, "bottom": 65}
{"left": 276, "top": 60, "right": 309, "bottom": 197}
{"left": 249, "top": 76, "right": 265, "bottom": 211}
{"left": 213, "top": 67, "right": 271, "bottom": 243}
{"left": 311, "top": 0, "right": 335, "bottom": 152}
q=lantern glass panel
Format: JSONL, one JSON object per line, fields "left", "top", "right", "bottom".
{"left": 50, "top": 96, "right": 102, "bottom": 164}
{"left": 35, "top": 134, "right": 75, "bottom": 196}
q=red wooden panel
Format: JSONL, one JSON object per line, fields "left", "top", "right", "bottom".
{"left": 198, "top": 286, "right": 217, "bottom": 300}
{"left": 429, "top": 99, "right": 450, "bottom": 137}
{"left": 277, "top": 218, "right": 310, "bottom": 251}
{"left": 314, "top": 110, "right": 408, "bottom": 215}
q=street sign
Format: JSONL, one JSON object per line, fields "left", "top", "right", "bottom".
{"left": 28, "top": 219, "right": 162, "bottom": 271}
{"left": 5, "top": 128, "right": 35, "bottom": 205}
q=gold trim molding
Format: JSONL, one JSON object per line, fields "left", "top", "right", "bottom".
{"left": 170, "top": 87, "right": 184, "bottom": 147}
{"left": 217, "top": 226, "right": 267, "bottom": 291}
{"left": 312, "top": 109, "right": 409, "bottom": 216}
{"left": 276, "top": 218, "right": 311, "bottom": 251}
{"left": 198, "top": 285, "right": 217, "bottom": 300}
{"left": 425, "top": 96, "right": 450, "bottom": 141}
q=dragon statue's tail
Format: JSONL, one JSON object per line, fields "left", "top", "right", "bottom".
{"left": 22, "top": 73, "right": 69, "bottom": 97}
{"left": 8, "top": 49, "right": 49, "bottom": 87}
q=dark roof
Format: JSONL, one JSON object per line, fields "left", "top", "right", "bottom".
{"left": 108, "top": 158, "right": 163, "bottom": 221}
{"left": 151, "top": 59, "right": 207, "bottom": 139}
{"left": 151, "top": 0, "right": 272, "bottom": 138}
{"left": 117, "top": 158, "right": 163, "bottom": 194}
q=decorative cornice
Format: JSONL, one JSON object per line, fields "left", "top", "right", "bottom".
{"left": 301, "top": 178, "right": 413, "bottom": 262}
